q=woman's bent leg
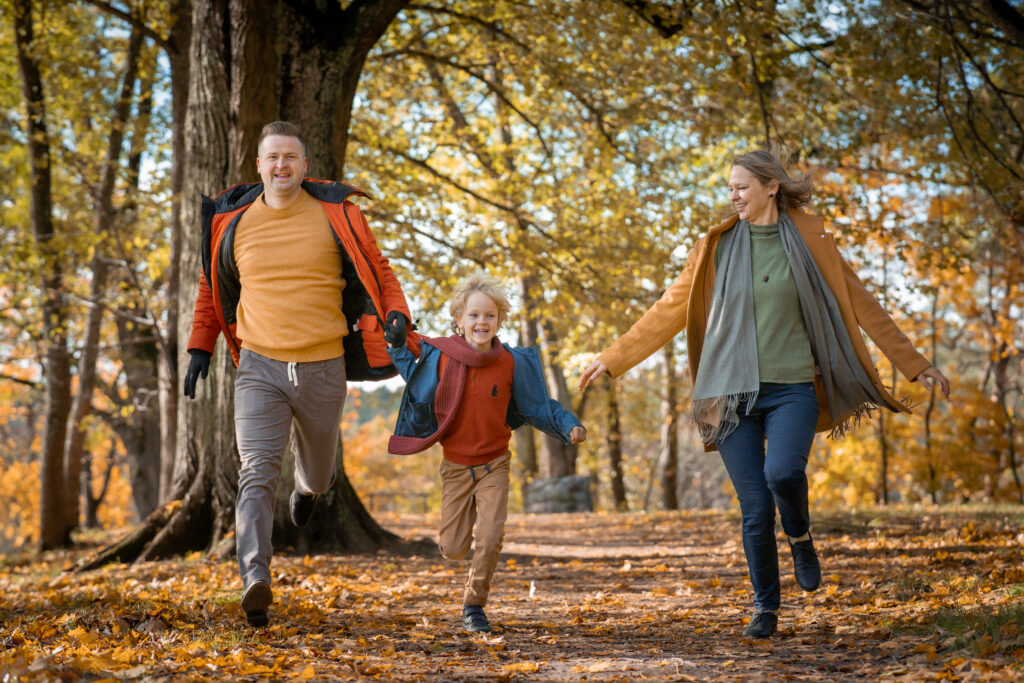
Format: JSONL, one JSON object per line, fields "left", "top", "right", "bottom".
{"left": 761, "top": 383, "right": 819, "bottom": 538}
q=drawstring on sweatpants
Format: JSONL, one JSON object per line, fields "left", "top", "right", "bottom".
{"left": 287, "top": 362, "right": 298, "bottom": 388}
{"left": 468, "top": 461, "right": 492, "bottom": 482}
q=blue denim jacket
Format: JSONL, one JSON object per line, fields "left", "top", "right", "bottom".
{"left": 387, "top": 339, "right": 582, "bottom": 447}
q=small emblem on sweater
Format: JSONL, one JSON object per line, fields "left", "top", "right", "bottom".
{"left": 491, "top": 385, "right": 498, "bottom": 397}
{"left": 762, "top": 275, "right": 770, "bottom": 283}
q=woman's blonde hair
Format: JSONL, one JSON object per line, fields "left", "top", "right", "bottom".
{"left": 449, "top": 274, "right": 512, "bottom": 333}
{"left": 732, "top": 147, "right": 813, "bottom": 212}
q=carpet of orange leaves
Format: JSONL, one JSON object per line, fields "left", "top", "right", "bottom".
{"left": 1, "top": 507, "right": 1022, "bottom": 681}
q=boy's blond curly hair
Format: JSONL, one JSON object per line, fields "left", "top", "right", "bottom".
{"left": 449, "top": 273, "right": 512, "bottom": 333}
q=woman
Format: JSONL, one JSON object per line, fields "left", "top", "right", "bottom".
{"left": 579, "top": 149, "right": 950, "bottom": 638}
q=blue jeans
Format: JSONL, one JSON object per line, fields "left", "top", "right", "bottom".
{"left": 716, "top": 382, "right": 819, "bottom": 611}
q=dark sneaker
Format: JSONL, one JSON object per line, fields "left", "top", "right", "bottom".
{"left": 289, "top": 490, "right": 318, "bottom": 527}
{"left": 743, "top": 609, "right": 778, "bottom": 638}
{"left": 789, "top": 533, "right": 821, "bottom": 591}
{"left": 241, "top": 580, "right": 272, "bottom": 628}
{"left": 462, "top": 605, "right": 491, "bottom": 633}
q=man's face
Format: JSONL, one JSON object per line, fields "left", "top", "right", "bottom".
{"left": 256, "top": 135, "right": 307, "bottom": 198}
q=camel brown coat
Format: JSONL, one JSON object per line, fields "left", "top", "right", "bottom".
{"left": 599, "top": 210, "right": 931, "bottom": 451}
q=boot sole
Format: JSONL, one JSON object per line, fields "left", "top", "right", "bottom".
{"left": 242, "top": 581, "right": 272, "bottom": 626}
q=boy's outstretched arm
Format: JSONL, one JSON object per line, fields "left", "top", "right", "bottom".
{"left": 386, "top": 343, "right": 419, "bottom": 381}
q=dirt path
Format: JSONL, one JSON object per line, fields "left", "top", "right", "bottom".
{"left": 1, "top": 509, "right": 1021, "bottom": 681}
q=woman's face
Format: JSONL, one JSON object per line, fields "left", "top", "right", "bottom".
{"left": 729, "top": 165, "right": 778, "bottom": 223}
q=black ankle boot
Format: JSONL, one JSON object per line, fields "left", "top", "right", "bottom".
{"left": 462, "top": 605, "right": 491, "bottom": 633}
{"left": 789, "top": 532, "right": 821, "bottom": 591}
{"left": 743, "top": 609, "right": 777, "bottom": 638}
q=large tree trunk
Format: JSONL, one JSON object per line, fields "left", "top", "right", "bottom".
{"left": 82, "top": 0, "right": 411, "bottom": 569}
{"left": 15, "top": 0, "right": 74, "bottom": 551}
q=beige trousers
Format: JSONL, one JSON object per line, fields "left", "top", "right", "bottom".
{"left": 438, "top": 452, "right": 511, "bottom": 607}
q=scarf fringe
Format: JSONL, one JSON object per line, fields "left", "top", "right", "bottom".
{"left": 691, "top": 390, "right": 759, "bottom": 445}
{"left": 827, "top": 402, "right": 878, "bottom": 440}
{"left": 826, "top": 391, "right": 919, "bottom": 440}
{"left": 883, "top": 384, "right": 920, "bottom": 412}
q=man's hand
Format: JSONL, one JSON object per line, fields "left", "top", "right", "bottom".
{"left": 914, "top": 365, "right": 951, "bottom": 399}
{"left": 570, "top": 426, "right": 587, "bottom": 444}
{"left": 383, "top": 311, "right": 409, "bottom": 348}
{"left": 183, "top": 350, "right": 212, "bottom": 399}
{"left": 579, "top": 359, "right": 609, "bottom": 391}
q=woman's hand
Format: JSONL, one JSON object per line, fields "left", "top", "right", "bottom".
{"left": 578, "top": 359, "right": 609, "bottom": 391}
{"left": 569, "top": 426, "right": 587, "bottom": 444}
{"left": 914, "top": 366, "right": 950, "bottom": 399}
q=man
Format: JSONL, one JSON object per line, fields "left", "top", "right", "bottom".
{"left": 183, "top": 121, "right": 417, "bottom": 627}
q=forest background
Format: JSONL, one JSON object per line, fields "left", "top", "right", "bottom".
{"left": 0, "top": 0, "right": 1022, "bottom": 557}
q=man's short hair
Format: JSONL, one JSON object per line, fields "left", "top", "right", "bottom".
{"left": 258, "top": 121, "right": 306, "bottom": 156}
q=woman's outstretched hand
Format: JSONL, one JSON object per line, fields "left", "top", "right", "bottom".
{"left": 915, "top": 366, "right": 951, "bottom": 399}
{"left": 579, "top": 359, "right": 609, "bottom": 391}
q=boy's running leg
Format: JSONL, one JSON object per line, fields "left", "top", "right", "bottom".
{"left": 439, "top": 459, "right": 477, "bottom": 561}
{"left": 463, "top": 453, "right": 511, "bottom": 610}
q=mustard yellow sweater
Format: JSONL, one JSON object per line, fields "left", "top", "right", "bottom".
{"left": 234, "top": 190, "right": 347, "bottom": 362}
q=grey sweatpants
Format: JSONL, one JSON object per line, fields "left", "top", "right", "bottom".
{"left": 234, "top": 349, "right": 347, "bottom": 588}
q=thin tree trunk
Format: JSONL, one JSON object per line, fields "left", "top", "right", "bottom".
{"left": 515, "top": 277, "right": 540, "bottom": 477}
{"left": 606, "top": 381, "right": 627, "bottom": 511}
{"left": 537, "top": 320, "right": 576, "bottom": 478}
{"left": 158, "top": 0, "right": 191, "bottom": 503}
{"left": 659, "top": 343, "right": 679, "bottom": 510}
{"left": 994, "top": 347, "right": 1023, "bottom": 502}
{"left": 923, "top": 289, "right": 938, "bottom": 504}
{"left": 63, "top": 28, "right": 145, "bottom": 538}
{"left": 15, "top": 0, "right": 74, "bottom": 550}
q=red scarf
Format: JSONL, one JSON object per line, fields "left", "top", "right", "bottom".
{"left": 387, "top": 336, "right": 504, "bottom": 455}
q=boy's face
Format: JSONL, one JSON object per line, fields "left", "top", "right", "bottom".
{"left": 458, "top": 292, "right": 500, "bottom": 352}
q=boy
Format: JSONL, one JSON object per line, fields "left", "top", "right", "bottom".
{"left": 383, "top": 274, "right": 586, "bottom": 633}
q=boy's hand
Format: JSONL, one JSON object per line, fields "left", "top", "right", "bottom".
{"left": 569, "top": 426, "right": 586, "bottom": 444}
{"left": 383, "top": 311, "right": 408, "bottom": 348}
{"left": 578, "top": 359, "right": 609, "bottom": 391}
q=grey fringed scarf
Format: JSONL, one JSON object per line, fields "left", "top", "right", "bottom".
{"left": 691, "top": 212, "right": 889, "bottom": 445}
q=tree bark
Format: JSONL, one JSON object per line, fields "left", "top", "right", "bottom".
{"left": 658, "top": 343, "right": 679, "bottom": 510}
{"left": 15, "top": 0, "right": 74, "bottom": 550}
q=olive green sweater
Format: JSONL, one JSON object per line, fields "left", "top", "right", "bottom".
{"left": 716, "top": 223, "right": 815, "bottom": 383}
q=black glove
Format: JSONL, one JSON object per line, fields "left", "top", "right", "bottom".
{"left": 382, "top": 311, "right": 408, "bottom": 348}
{"left": 183, "top": 350, "right": 212, "bottom": 399}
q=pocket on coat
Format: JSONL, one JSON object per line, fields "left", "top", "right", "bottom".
{"left": 396, "top": 399, "right": 438, "bottom": 438}
{"left": 356, "top": 313, "right": 392, "bottom": 368}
